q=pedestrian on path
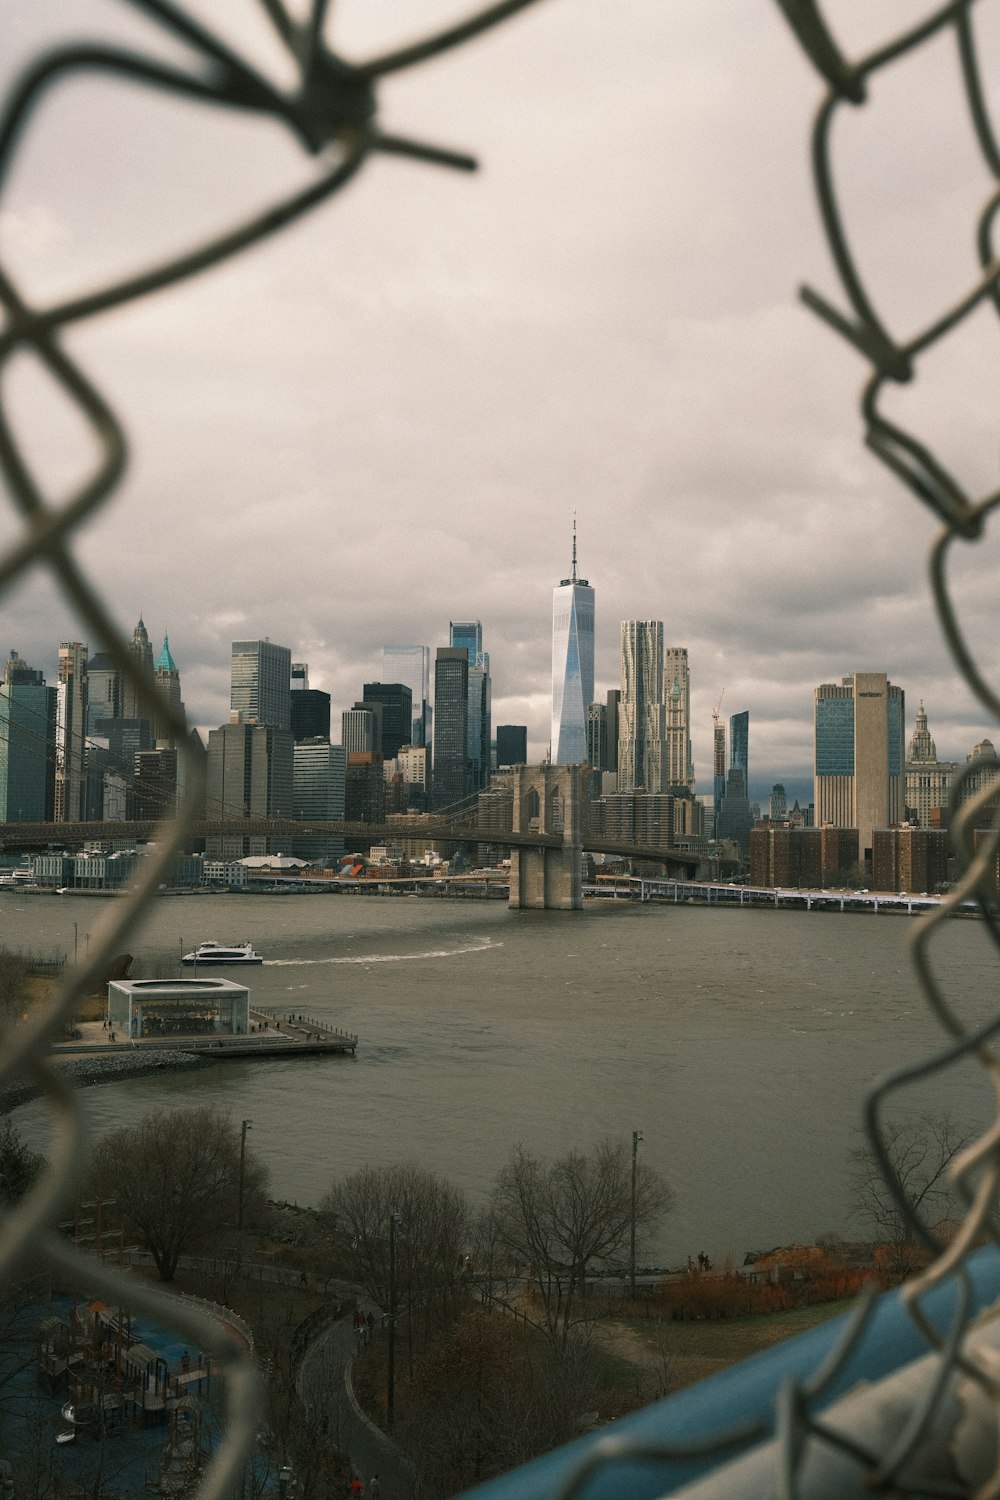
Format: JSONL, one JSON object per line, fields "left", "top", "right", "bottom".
{"left": 348, "top": 1476, "right": 364, "bottom": 1498}
{"left": 368, "top": 1476, "right": 379, "bottom": 1498}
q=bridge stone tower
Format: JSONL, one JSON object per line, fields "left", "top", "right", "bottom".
{"left": 508, "top": 764, "right": 583, "bottom": 911}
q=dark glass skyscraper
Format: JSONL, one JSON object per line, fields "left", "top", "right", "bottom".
{"left": 450, "top": 621, "right": 491, "bottom": 791}
{"left": 433, "top": 647, "right": 469, "bottom": 808}
{"left": 496, "top": 725, "right": 527, "bottom": 768}
{"left": 290, "top": 691, "right": 331, "bottom": 742}
{"left": 730, "top": 711, "right": 749, "bottom": 783}
{"left": 363, "top": 683, "right": 414, "bottom": 760}
{"left": 0, "top": 652, "right": 55, "bottom": 822}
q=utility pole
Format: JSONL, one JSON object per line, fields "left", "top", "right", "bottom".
{"left": 630, "top": 1130, "right": 643, "bottom": 1299}
{"left": 387, "top": 1212, "right": 400, "bottom": 1427}
{"left": 237, "top": 1118, "right": 253, "bottom": 1234}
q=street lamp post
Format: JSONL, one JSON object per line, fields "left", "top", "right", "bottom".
{"left": 630, "top": 1130, "right": 643, "bottom": 1299}
{"left": 387, "top": 1211, "right": 401, "bottom": 1428}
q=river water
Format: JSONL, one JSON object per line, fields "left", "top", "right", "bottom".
{"left": 8, "top": 891, "right": 999, "bottom": 1267}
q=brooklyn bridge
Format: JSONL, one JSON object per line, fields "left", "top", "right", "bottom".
{"left": 0, "top": 766, "right": 700, "bottom": 910}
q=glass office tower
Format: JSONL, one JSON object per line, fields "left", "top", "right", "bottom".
{"left": 551, "top": 526, "right": 594, "bottom": 764}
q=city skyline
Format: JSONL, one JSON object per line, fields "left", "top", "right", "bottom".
{"left": 6, "top": 623, "right": 998, "bottom": 811}
{"left": 2, "top": 3, "right": 995, "bottom": 788}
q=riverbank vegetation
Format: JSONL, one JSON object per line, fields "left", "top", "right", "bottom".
{"left": 2, "top": 1087, "right": 942, "bottom": 1499}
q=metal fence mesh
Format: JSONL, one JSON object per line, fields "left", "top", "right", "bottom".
{"left": 556, "top": 2, "right": 1000, "bottom": 1495}
{"left": 4, "top": 1, "right": 1000, "bottom": 1496}
{"left": 0, "top": 2, "right": 548, "bottom": 1495}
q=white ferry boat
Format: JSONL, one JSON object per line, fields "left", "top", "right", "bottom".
{"left": 181, "top": 941, "right": 263, "bottom": 966}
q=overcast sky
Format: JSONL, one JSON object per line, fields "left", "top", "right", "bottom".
{"left": 2, "top": 0, "right": 998, "bottom": 798}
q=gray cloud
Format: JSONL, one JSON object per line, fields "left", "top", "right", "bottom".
{"left": 1, "top": 0, "right": 997, "bottom": 795}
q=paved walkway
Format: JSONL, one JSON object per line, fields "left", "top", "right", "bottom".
{"left": 297, "top": 1299, "right": 415, "bottom": 1500}
{"left": 129, "top": 1251, "right": 414, "bottom": 1497}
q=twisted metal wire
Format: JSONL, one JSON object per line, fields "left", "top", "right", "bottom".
{"left": 0, "top": 1, "right": 548, "bottom": 1495}
{"left": 558, "top": 1, "right": 1000, "bottom": 1497}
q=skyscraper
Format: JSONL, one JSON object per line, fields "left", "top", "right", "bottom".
{"left": 551, "top": 525, "right": 595, "bottom": 764}
{"left": 496, "top": 725, "right": 528, "bottom": 768}
{"left": 712, "top": 712, "right": 726, "bottom": 817}
{"left": 587, "top": 703, "right": 608, "bottom": 770}
{"left": 617, "top": 621, "right": 667, "bottom": 793}
{"left": 730, "top": 711, "right": 748, "bottom": 786}
{"left": 905, "top": 701, "right": 955, "bottom": 827}
{"left": 814, "top": 672, "right": 904, "bottom": 863}
{"left": 0, "top": 652, "right": 56, "bottom": 822}
{"left": 341, "top": 707, "right": 379, "bottom": 755}
{"left": 55, "top": 641, "right": 87, "bottom": 822}
{"left": 289, "top": 659, "right": 331, "bottom": 742}
{"left": 363, "top": 683, "right": 414, "bottom": 761}
{"left": 86, "top": 653, "right": 121, "bottom": 737}
{"left": 290, "top": 688, "right": 331, "bottom": 742}
{"left": 152, "top": 635, "right": 185, "bottom": 746}
{"left": 382, "top": 645, "right": 431, "bottom": 751}
{"left": 205, "top": 720, "right": 293, "bottom": 856}
{"left": 433, "top": 647, "right": 469, "bottom": 808}
{"left": 231, "top": 640, "right": 291, "bottom": 729}
{"left": 665, "top": 647, "right": 694, "bottom": 791}
{"left": 450, "top": 621, "right": 491, "bottom": 791}
{"left": 123, "top": 618, "right": 153, "bottom": 719}
{"left": 292, "top": 739, "right": 346, "bottom": 865}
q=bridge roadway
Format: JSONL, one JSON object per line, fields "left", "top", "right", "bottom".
{"left": 0, "top": 818, "right": 700, "bottom": 872}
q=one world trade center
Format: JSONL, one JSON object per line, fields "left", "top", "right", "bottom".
{"left": 551, "top": 523, "right": 595, "bottom": 764}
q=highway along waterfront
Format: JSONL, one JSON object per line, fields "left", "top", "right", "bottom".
{"left": 9, "top": 891, "right": 998, "bottom": 1267}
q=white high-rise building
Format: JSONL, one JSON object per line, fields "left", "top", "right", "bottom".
{"left": 551, "top": 524, "right": 594, "bottom": 764}
{"left": 618, "top": 621, "right": 668, "bottom": 794}
{"left": 341, "top": 707, "right": 378, "bottom": 754}
{"left": 231, "top": 640, "right": 291, "bottom": 729}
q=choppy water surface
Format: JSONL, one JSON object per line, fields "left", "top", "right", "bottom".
{"left": 8, "top": 892, "right": 998, "bottom": 1266}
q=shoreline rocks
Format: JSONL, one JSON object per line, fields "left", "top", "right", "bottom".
{"left": 1, "top": 1048, "right": 211, "bottom": 1113}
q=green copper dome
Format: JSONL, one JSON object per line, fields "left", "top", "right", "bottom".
{"left": 155, "top": 634, "right": 177, "bottom": 673}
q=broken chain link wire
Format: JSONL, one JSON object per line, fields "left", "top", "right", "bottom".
{"left": 555, "top": 2, "right": 1000, "bottom": 1497}
{"left": 0, "top": 1, "right": 548, "bottom": 1495}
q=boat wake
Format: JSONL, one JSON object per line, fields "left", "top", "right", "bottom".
{"left": 266, "top": 936, "right": 501, "bottom": 966}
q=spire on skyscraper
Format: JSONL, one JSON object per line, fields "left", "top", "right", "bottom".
{"left": 155, "top": 634, "right": 177, "bottom": 673}
{"left": 552, "top": 524, "right": 594, "bottom": 764}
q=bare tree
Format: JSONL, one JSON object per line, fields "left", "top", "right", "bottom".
{"left": 849, "top": 1113, "right": 973, "bottom": 1279}
{"left": 320, "top": 1162, "right": 469, "bottom": 1359}
{"left": 485, "top": 1140, "right": 672, "bottom": 1352}
{"left": 88, "top": 1105, "right": 269, "bottom": 1281}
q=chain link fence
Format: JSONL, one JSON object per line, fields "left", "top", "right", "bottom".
{"left": 549, "top": 2, "right": 1000, "bottom": 1495}
{"left": 4, "top": 2, "right": 1000, "bottom": 1497}
{"left": 0, "top": 3, "right": 548, "bottom": 1496}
